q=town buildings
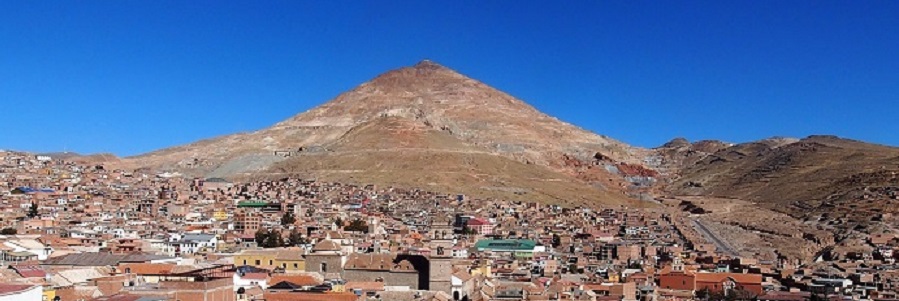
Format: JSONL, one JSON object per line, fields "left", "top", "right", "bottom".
{"left": 0, "top": 151, "right": 896, "bottom": 300}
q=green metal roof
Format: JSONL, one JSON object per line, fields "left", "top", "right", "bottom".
{"left": 475, "top": 239, "right": 537, "bottom": 251}
{"left": 237, "top": 201, "right": 269, "bottom": 208}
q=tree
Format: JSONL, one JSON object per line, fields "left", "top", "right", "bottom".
{"left": 254, "top": 228, "right": 268, "bottom": 246}
{"left": 728, "top": 288, "right": 757, "bottom": 301}
{"left": 281, "top": 210, "right": 296, "bottom": 226}
{"left": 696, "top": 288, "right": 710, "bottom": 301}
{"left": 0, "top": 228, "right": 16, "bottom": 235}
{"left": 27, "top": 202, "right": 38, "bottom": 218}
{"left": 262, "top": 230, "right": 283, "bottom": 248}
{"left": 462, "top": 226, "right": 475, "bottom": 235}
{"left": 344, "top": 219, "right": 368, "bottom": 233}
{"left": 287, "top": 229, "right": 306, "bottom": 246}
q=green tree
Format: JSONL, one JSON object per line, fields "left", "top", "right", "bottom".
{"left": 0, "top": 228, "right": 17, "bottom": 235}
{"left": 462, "top": 226, "right": 475, "bottom": 235}
{"left": 281, "top": 210, "right": 296, "bottom": 226}
{"left": 344, "top": 219, "right": 368, "bottom": 233}
{"left": 263, "top": 230, "right": 283, "bottom": 248}
{"left": 287, "top": 229, "right": 305, "bottom": 246}
{"left": 696, "top": 288, "right": 710, "bottom": 301}
{"left": 728, "top": 288, "right": 757, "bottom": 301}
{"left": 27, "top": 202, "right": 38, "bottom": 218}
{"left": 254, "top": 228, "right": 268, "bottom": 246}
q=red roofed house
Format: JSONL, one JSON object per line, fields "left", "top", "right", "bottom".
{"left": 660, "top": 271, "right": 763, "bottom": 297}
{"left": 467, "top": 218, "right": 494, "bottom": 235}
{"left": 694, "top": 273, "right": 763, "bottom": 296}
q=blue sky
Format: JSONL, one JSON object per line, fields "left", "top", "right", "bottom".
{"left": 1, "top": 1, "right": 897, "bottom": 156}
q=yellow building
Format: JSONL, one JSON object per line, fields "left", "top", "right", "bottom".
{"left": 42, "top": 287, "right": 56, "bottom": 301}
{"left": 213, "top": 210, "right": 229, "bottom": 220}
{"left": 235, "top": 248, "right": 306, "bottom": 271}
{"left": 607, "top": 270, "right": 621, "bottom": 283}
{"left": 470, "top": 260, "right": 492, "bottom": 277}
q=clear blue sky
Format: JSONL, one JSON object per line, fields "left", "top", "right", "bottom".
{"left": 2, "top": 1, "right": 897, "bottom": 156}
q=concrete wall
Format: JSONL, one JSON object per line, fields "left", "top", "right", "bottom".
{"left": 343, "top": 269, "right": 418, "bottom": 289}
{"left": 305, "top": 254, "right": 343, "bottom": 275}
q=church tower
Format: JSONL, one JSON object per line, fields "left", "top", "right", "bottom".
{"left": 672, "top": 253, "right": 684, "bottom": 272}
{"left": 429, "top": 215, "right": 453, "bottom": 293}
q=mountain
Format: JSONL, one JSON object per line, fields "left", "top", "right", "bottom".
{"left": 126, "top": 60, "right": 647, "bottom": 206}
{"left": 663, "top": 135, "right": 899, "bottom": 235}
{"left": 123, "top": 59, "right": 899, "bottom": 225}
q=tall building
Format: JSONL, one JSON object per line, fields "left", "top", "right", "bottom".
{"left": 429, "top": 215, "right": 454, "bottom": 293}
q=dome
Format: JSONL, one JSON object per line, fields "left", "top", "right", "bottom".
{"left": 312, "top": 239, "right": 341, "bottom": 252}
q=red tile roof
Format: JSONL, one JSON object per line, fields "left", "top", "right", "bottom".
{"left": 269, "top": 275, "right": 321, "bottom": 286}
{"left": 264, "top": 292, "right": 358, "bottom": 301}
{"left": 10, "top": 265, "right": 46, "bottom": 278}
{"left": 0, "top": 283, "right": 37, "bottom": 295}
{"left": 242, "top": 272, "right": 269, "bottom": 280}
{"left": 694, "top": 272, "right": 762, "bottom": 284}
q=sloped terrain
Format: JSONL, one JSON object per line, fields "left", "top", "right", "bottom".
{"left": 254, "top": 117, "right": 635, "bottom": 206}
{"left": 123, "top": 60, "right": 647, "bottom": 206}
{"left": 668, "top": 135, "right": 899, "bottom": 236}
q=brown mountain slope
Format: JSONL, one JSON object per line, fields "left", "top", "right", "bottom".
{"left": 260, "top": 116, "right": 634, "bottom": 206}
{"left": 131, "top": 60, "right": 640, "bottom": 168}
{"left": 668, "top": 135, "right": 899, "bottom": 233}
{"left": 124, "top": 60, "right": 647, "bottom": 206}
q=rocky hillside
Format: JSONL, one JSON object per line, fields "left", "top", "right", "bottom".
{"left": 121, "top": 60, "right": 899, "bottom": 216}
{"left": 665, "top": 135, "right": 899, "bottom": 235}
{"left": 125, "top": 60, "right": 649, "bottom": 206}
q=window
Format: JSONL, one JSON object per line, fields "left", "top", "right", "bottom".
{"left": 293, "top": 263, "right": 298, "bottom": 269}
{"left": 269, "top": 260, "right": 273, "bottom": 266}
{"left": 255, "top": 260, "right": 260, "bottom": 265}
{"left": 321, "top": 262, "right": 327, "bottom": 273}
{"left": 243, "top": 259, "right": 247, "bottom": 265}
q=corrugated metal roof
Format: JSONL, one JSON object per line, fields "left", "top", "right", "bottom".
{"left": 42, "top": 252, "right": 173, "bottom": 266}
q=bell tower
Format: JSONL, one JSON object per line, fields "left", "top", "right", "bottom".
{"left": 673, "top": 253, "right": 684, "bottom": 272}
{"left": 428, "top": 215, "right": 453, "bottom": 293}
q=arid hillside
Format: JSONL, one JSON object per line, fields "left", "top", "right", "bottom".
{"left": 124, "top": 60, "right": 649, "bottom": 206}
{"left": 666, "top": 135, "right": 899, "bottom": 236}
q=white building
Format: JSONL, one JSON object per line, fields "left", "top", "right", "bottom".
{"left": 167, "top": 233, "right": 218, "bottom": 256}
{"left": 3, "top": 238, "right": 52, "bottom": 260}
{"left": 233, "top": 272, "right": 268, "bottom": 291}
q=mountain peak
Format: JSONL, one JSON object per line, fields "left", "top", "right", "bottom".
{"left": 361, "top": 60, "right": 466, "bottom": 90}
{"left": 413, "top": 59, "right": 444, "bottom": 69}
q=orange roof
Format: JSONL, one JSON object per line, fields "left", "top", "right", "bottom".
{"left": 269, "top": 275, "right": 321, "bottom": 286}
{"left": 694, "top": 272, "right": 762, "bottom": 284}
{"left": 242, "top": 272, "right": 269, "bottom": 280}
{"left": 264, "top": 292, "right": 358, "bottom": 301}
{"left": 345, "top": 281, "right": 384, "bottom": 291}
